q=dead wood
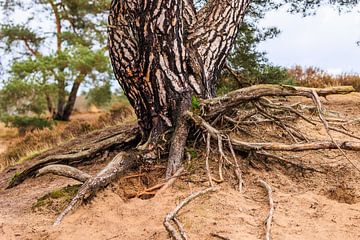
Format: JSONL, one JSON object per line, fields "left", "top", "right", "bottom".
{"left": 136, "top": 167, "right": 185, "bottom": 198}
{"left": 6, "top": 84, "right": 360, "bottom": 230}
{"left": 36, "top": 164, "right": 91, "bottom": 183}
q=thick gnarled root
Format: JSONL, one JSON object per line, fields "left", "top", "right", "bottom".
{"left": 36, "top": 164, "right": 91, "bottom": 183}
{"left": 6, "top": 84, "right": 360, "bottom": 231}
{"left": 54, "top": 151, "right": 143, "bottom": 225}
{"left": 7, "top": 125, "right": 141, "bottom": 189}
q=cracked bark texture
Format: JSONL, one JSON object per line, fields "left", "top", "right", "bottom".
{"left": 108, "top": 0, "right": 251, "bottom": 142}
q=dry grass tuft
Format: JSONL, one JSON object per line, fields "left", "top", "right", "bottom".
{"left": 0, "top": 123, "right": 18, "bottom": 139}
{"left": 289, "top": 66, "right": 360, "bottom": 91}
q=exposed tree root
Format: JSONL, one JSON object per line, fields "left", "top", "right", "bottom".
{"left": 54, "top": 150, "right": 143, "bottom": 225}
{"left": 310, "top": 89, "right": 360, "bottom": 172}
{"left": 7, "top": 125, "right": 141, "bottom": 188}
{"left": 157, "top": 167, "right": 185, "bottom": 196}
{"left": 187, "top": 108, "right": 360, "bottom": 173}
{"left": 136, "top": 167, "right": 185, "bottom": 198}
{"left": 163, "top": 187, "right": 219, "bottom": 240}
{"left": 6, "top": 84, "right": 360, "bottom": 230}
{"left": 228, "top": 138, "right": 243, "bottom": 192}
{"left": 166, "top": 115, "right": 190, "bottom": 179}
{"left": 259, "top": 180, "right": 274, "bottom": 240}
{"left": 201, "top": 85, "right": 354, "bottom": 118}
{"left": 230, "top": 139, "right": 360, "bottom": 152}
{"left": 36, "top": 164, "right": 91, "bottom": 183}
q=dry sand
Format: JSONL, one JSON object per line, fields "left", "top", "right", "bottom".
{"left": 1, "top": 93, "right": 360, "bottom": 240}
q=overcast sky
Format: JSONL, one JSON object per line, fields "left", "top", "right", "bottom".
{"left": 258, "top": 5, "right": 360, "bottom": 75}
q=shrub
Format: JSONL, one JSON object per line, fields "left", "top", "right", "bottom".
{"left": 0, "top": 105, "right": 135, "bottom": 169}
{"left": 289, "top": 66, "right": 360, "bottom": 91}
{"left": 1, "top": 115, "right": 53, "bottom": 135}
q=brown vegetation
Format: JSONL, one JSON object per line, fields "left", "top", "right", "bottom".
{"left": 289, "top": 66, "right": 360, "bottom": 91}
{"left": 0, "top": 102, "right": 134, "bottom": 171}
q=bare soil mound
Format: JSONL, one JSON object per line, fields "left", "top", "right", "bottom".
{"left": 1, "top": 93, "right": 360, "bottom": 240}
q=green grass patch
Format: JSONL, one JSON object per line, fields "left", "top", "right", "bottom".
{"left": 33, "top": 185, "right": 81, "bottom": 213}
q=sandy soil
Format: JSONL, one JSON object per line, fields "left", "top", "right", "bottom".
{"left": 1, "top": 93, "right": 360, "bottom": 240}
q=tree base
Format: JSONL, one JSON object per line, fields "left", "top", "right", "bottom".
{"left": 5, "top": 84, "right": 360, "bottom": 227}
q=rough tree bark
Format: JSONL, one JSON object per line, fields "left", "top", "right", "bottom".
{"left": 108, "top": 0, "right": 251, "bottom": 173}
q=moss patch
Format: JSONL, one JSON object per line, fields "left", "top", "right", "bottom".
{"left": 33, "top": 185, "right": 81, "bottom": 213}
{"left": 8, "top": 171, "right": 20, "bottom": 186}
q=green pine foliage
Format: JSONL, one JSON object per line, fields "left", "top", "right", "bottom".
{"left": 0, "top": 0, "right": 112, "bottom": 119}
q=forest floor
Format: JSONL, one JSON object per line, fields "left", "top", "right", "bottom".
{"left": 1, "top": 93, "right": 360, "bottom": 240}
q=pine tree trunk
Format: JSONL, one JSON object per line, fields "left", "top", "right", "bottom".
{"left": 54, "top": 79, "right": 66, "bottom": 121}
{"left": 108, "top": 0, "right": 251, "bottom": 148}
{"left": 53, "top": 78, "right": 82, "bottom": 121}
{"left": 61, "top": 75, "right": 84, "bottom": 121}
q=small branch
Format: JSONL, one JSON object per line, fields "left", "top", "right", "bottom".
{"left": 36, "top": 164, "right": 91, "bottom": 183}
{"left": 259, "top": 180, "right": 274, "bottom": 240}
{"left": 224, "top": 63, "right": 248, "bottom": 87}
{"left": 163, "top": 187, "right": 219, "bottom": 240}
{"left": 259, "top": 98, "right": 316, "bottom": 126}
{"left": 257, "top": 151, "right": 322, "bottom": 173}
